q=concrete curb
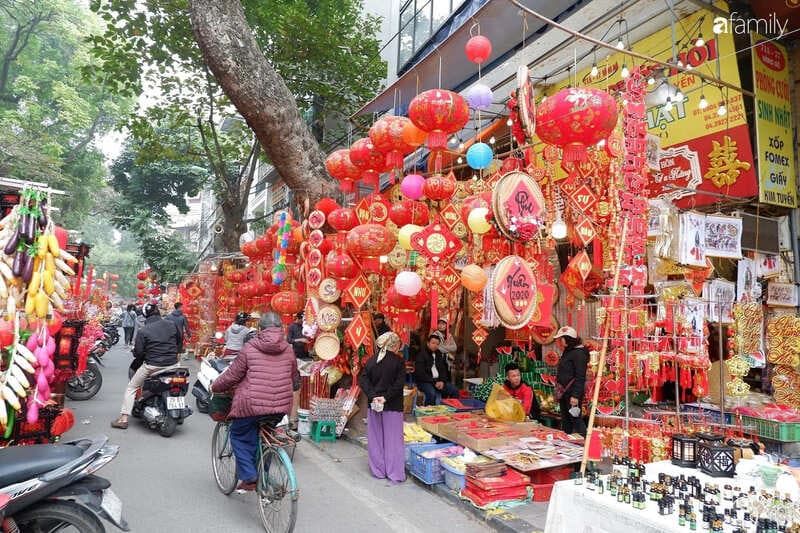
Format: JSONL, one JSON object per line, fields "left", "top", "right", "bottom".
{"left": 305, "top": 432, "right": 542, "bottom": 533}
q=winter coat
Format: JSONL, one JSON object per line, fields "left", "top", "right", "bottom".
{"left": 224, "top": 324, "right": 253, "bottom": 351}
{"left": 133, "top": 315, "right": 146, "bottom": 342}
{"left": 414, "top": 346, "right": 450, "bottom": 385}
{"left": 557, "top": 346, "right": 589, "bottom": 401}
{"left": 165, "top": 309, "right": 190, "bottom": 337}
{"left": 359, "top": 352, "right": 406, "bottom": 412}
{"left": 211, "top": 327, "right": 297, "bottom": 418}
{"left": 286, "top": 321, "right": 309, "bottom": 359}
{"left": 121, "top": 310, "right": 136, "bottom": 328}
{"left": 133, "top": 315, "right": 182, "bottom": 367}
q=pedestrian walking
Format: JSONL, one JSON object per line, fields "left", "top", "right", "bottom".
{"left": 121, "top": 304, "right": 136, "bottom": 346}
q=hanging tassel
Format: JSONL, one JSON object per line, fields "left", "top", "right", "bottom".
{"left": 587, "top": 429, "right": 603, "bottom": 461}
{"left": 680, "top": 365, "right": 692, "bottom": 389}
{"left": 593, "top": 239, "right": 604, "bottom": 270}
{"left": 430, "top": 285, "right": 438, "bottom": 331}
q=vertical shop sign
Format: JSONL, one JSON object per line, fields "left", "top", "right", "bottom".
{"left": 752, "top": 34, "right": 796, "bottom": 208}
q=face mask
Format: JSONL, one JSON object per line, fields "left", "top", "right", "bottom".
{"left": 569, "top": 406, "right": 581, "bottom": 418}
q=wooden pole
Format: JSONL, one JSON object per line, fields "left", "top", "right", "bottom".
{"left": 580, "top": 217, "right": 629, "bottom": 475}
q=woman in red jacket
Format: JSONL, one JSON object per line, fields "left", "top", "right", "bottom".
{"left": 211, "top": 312, "right": 298, "bottom": 492}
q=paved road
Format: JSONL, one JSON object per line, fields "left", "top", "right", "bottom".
{"left": 66, "top": 339, "right": 490, "bottom": 533}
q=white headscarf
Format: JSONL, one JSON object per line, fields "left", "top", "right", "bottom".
{"left": 375, "top": 331, "right": 402, "bottom": 363}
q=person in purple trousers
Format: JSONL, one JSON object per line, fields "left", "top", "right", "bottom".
{"left": 360, "top": 331, "right": 406, "bottom": 484}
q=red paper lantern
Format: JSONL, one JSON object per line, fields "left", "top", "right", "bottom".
{"left": 535, "top": 87, "right": 619, "bottom": 163}
{"left": 324, "top": 149, "right": 360, "bottom": 193}
{"left": 241, "top": 240, "right": 259, "bottom": 258}
{"left": 408, "top": 89, "right": 469, "bottom": 151}
{"left": 389, "top": 200, "right": 429, "bottom": 227}
{"left": 328, "top": 207, "right": 359, "bottom": 232}
{"left": 136, "top": 270, "right": 148, "bottom": 281}
{"left": 271, "top": 291, "right": 304, "bottom": 318}
{"left": 325, "top": 249, "right": 358, "bottom": 288}
{"left": 137, "top": 290, "right": 145, "bottom": 298}
{"left": 255, "top": 233, "right": 274, "bottom": 255}
{"left": 465, "top": 35, "right": 492, "bottom": 64}
{"left": 315, "top": 198, "right": 340, "bottom": 216}
{"left": 369, "top": 115, "right": 416, "bottom": 170}
{"left": 349, "top": 137, "right": 387, "bottom": 189}
{"left": 137, "top": 282, "right": 145, "bottom": 290}
{"left": 423, "top": 172, "right": 456, "bottom": 201}
{"left": 384, "top": 286, "right": 428, "bottom": 328}
{"left": 346, "top": 224, "right": 396, "bottom": 272}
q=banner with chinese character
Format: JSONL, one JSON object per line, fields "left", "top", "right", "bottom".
{"left": 752, "top": 34, "right": 796, "bottom": 208}
{"left": 546, "top": 3, "right": 756, "bottom": 206}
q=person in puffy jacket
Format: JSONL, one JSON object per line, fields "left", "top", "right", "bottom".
{"left": 555, "top": 326, "right": 589, "bottom": 436}
{"left": 224, "top": 312, "right": 254, "bottom": 356}
{"left": 211, "top": 312, "right": 297, "bottom": 492}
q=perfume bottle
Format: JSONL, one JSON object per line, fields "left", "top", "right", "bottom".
{"left": 689, "top": 512, "right": 697, "bottom": 531}
{"left": 679, "top": 503, "right": 686, "bottom": 526}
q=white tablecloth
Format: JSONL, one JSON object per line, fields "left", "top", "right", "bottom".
{"left": 544, "top": 458, "right": 798, "bottom": 533}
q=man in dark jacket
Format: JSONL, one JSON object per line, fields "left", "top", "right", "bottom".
{"left": 212, "top": 312, "right": 297, "bottom": 492}
{"left": 111, "top": 303, "right": 182, "bottom": 429}
{"left": 414, "top": 335, "right": 459, "bottom": 405}
{"left": 165, "top": 302, "right": 190, "bottom": 344}
{"left": 286, "top": 312, "right": 310, "bottom": 360}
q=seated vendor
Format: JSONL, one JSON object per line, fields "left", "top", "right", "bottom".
{"left": 503, "top": 362, "right": 540, "bottom": 422}
{"left": 414, "top": 335, "right": 459, "bottom": 405}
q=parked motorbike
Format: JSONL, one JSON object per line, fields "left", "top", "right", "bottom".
{"left": 191, "top": 356, "right": 233, "bottom": 414}
{"left": 102, "top": 323, "right": 120, "bottom": 347}
{"left": 0, "top": 435, "right": 129, "bottom": 532}
{"left": 65, "top": 341, "right": 107, "bottom": 401}
{"left": 128, "top": 361, "right": 192, "bottom": 437}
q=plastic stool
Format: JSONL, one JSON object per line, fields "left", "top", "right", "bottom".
{"left": 311, "top": 420, "right": 337, "bottom": 443}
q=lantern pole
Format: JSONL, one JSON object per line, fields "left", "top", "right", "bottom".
{"left": 581, "top": 216, "right": 628, "bottom": 476}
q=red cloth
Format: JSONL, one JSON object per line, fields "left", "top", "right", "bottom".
{"left": 211, "top": 328, "right": 297, "bottom": 418}
{"left": 504, "top": 382, "right": 534, "bottom": 416}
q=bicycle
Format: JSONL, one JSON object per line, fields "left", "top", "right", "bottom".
{"left": 212, "top": 416, "right": 299, "bottom": 533}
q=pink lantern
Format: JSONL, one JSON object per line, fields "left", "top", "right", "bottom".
{"left": 465, "top": 35, "right": 492, "bottom": 64}
{"left": 400, "top": 173, "right": 426, "bottom": 200}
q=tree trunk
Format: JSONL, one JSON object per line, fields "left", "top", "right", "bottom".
{"left": 188, "top": 0, "right": 337, "bottom": 209}
{"left": 216, "top": 200, "right": 246, "bottom": 253}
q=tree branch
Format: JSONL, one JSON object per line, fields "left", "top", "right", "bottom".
{"left": 62, "top": 112, "right": 103, "bottom": 164}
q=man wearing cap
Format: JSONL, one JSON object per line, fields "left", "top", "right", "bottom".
{"left": 433, "top": 318, "right": 457, "bottom": 361}
{"left": 373, "top": 313, "right": 391, "bottom": 339}
{"left": 554, "top": 326, "right": 589, "bottom": 436}
{"left": 287, "top": 312, "right": 311, "bottom": 361}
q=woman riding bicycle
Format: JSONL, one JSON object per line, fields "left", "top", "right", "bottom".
{"left": 211, "top": 312, "right": 298, "bottom": 492}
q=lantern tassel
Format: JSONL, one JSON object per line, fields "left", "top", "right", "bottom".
{"left": 430, "top": 286, "right": 439, "bottom": 330}
{"left": 426, "top": 131, "right": 448, "bottom": 151}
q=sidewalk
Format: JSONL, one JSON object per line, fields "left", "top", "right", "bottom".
{"left": 306, "top": 430, "right": 547, "bottom": 533}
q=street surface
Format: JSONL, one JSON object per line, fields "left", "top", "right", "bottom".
{"left": 67, "top": 338, "right": 490, "bottom": 532}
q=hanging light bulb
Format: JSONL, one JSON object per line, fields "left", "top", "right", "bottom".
{"left": 621, "top": 64, "right": 629, "bottom": 78}
{"left": 551, "top": 213, "right": 567, "bottom": 240}
{"left": 471, "top": 174, "right": 478, "bottom": 181}
{"left": 541, "top": 95, "right": 547, "bottom": 103}
{"left": 506, "top": 118, "right": 513, "bottom": 126}
{"left": 596, "top": 139, "right": 606, "bottom": 148}
{"left": 590, "top": 63, "right": 599, "bottom": 77}
{"left": 616, "top": 38, "right": 625, "bottom": 50}
{"left": 695, "top": 33, "right": 704, "bottom": 47}
{"left": 449, "top": 136, "right": 459, "bottom": 146}
{"left": 674, "top": 90, "right": 684, "bottom": 103}
{"left": 647, "top": 76, "right": 655, "bottom": 85}
{"left": 698, "top": 94, "right": 708, "bottom": 109}
{"left": 489, "top": 136, "right": 496, "bottom": 145}
{"left": 457, "top": 157, "right": 464, "bottom": 164}
{"left": 717, "top": 102, "right": 727, "bottom": 116}
{"left": 664, "top": 97, "right": 673, "bottom": 112}
{"left": 458, "top": 142, "right": 465, "bottom": 151}
{"left": 677, "top": 58, "right": 684, "bottom": 68}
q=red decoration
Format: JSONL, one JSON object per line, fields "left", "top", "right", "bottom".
{"left": 535, "top": 87, "right": 618, "bottom": 163}
{"left": 271, "top": 291, "right": 304, "bottom": 320}
{"left": 344, "top": 313, "right": 373, "bottom": 353}
{"left": 384, "top": 286, "right": 428, "bottom": 328}
{"left": 369, "top": 115, "right": 416, "bottom": 170}
{"left": 327, "top": 207, "right": 359, "bottom": 232}
{"left": 408, "top": 89, "right": 469, "bottom": 151}
{"left": 342, "top": 274, "right": 371, "bottom": 308}
{"left": 465, "top": 35, "right": 492, "bottom": 64}
{"left": 389, "top": 200, "right": 429, "bottom": 227}
{"left": 423, "top": 171, "right": 456, "bottom": 201}
{"left": 346, "top": 224, "right": 395, "bottom": 272}
{"left": 314, "top": 198, "right": 340, "bottom": 217}
{"left": 324, "top": 149, "right": 360, "bottom": 193}
{"left": 136, "top": 270, "right": 148, "bottom": 281}
{"left": 409, "top": 221, "right": 463, "bottom": 265}
{"left": 325, "top": 249, "right": 358, "bottom": 288}
{"left": 349, "top": 137, "right": 387, "bottom": 190}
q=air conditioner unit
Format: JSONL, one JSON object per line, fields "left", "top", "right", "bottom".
{"left": 732, "top": 211, "right": 780, "bottom": 254}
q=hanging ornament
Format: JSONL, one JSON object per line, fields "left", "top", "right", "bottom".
{"left": 398, "top": 224, "right": 423, "bottom": 251}
{"left": 394, "top": 271, "right": 423, "bottom": 297}
{"left": 461, "top": 264, "right": 488, "bottom": 292}
{"left": 369, "top": 115, "right": 416, "bottom": 172}
{"left": 400, "top": 173, "right": 426, "bottom": 200}
{"left": 466, "top": 83, "right": 493, "bottom": 110}
{"left": 467, "top": 207, "right": 492, "bottom": 235}
{"left": 423, "top": 171, "right": 456, "bottom": 201}
{"left": 349, "top": 137, "right": 387, "bottom": 190}
{"left": 465, "top": 35, "right": 492, "bottom": 64}
{"left": 327, "top": 207, "right": 359, "bottom": 232}
{"left": 324, "top": 149, "right": 360, "bottom": 193}
{"left": 408, "top": 89, "right": 470, "bottom": 152}
{"left": 346, "top": 223, "right": 396, "bottom": 272}
{"left": 389, "top": 200, "right": 429, "bottom": 227}
{"left": 466, "top": 142, "right": 493, "bottom": 169}
{"left": 324, "top": 249, "right": 358, "bottom": 289}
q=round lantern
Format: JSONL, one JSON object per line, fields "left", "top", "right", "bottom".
{"left": 137, "top": 282, "right": 145, "bottom": 290}
{"left": 327, "top": 207, "right": 359, "bottom": 232}
{"left": 465, "top": 35, "right": 492, "bottom": 64}
{"left": 346, "top": 224, "right": 396, "bottom": 272}
{"left": 408, "top": 89, "right": 470, "bottom": 151}
{"left": 467, "top": 207, "right": 492, "bottom": 234}
{"left": 394, "top": 271, "right": 423, "bottom": 297}
{"left": 369, "top": 115, "right": 416, "bottom": 170}
{"left": 398, "top": 224, "right": 422, "bottom": 251}
{"left": 389, "top": 200, "right": 429, "bottom": 227}
{"left": 401, "top": 120, "right": 427, "bottom": 148}
{"left": 466, "top": 84, "right": 493, "bottom": 110}
{"left": 324, "top": 149, "right": 360, "bottom": 193}
{"left": 466, "top": 142, "right": 493, "bottom": 169}
{"left": 461, "top": 264, "right": 488, "bottom": 292}
{"left": 423, "top": 173, "right": 456, "bottom": 201}
{"left": 349, "top": 137, "right": 387, "bottom": 189}
{"left": 400, "top": 173, "right": 425, "bottom": 200}
{"left": 136, "top": 271, "right": 148, "bottom": 281}
{"left": 325, "top": 249, "right": 358, "bottom": 288}
{"left": 384, "top": 286, "right": 428, "bottom": 328}
{"left": 271, "top": 291, "right": 304, "bottom": 320}
{"left": 535, "top": 87, "right": 618, "bottom": 163}
{"left": 315, "top": 198, "right": 340, "bottom": 216}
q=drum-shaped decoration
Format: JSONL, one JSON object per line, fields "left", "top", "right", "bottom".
{"left": 316, "top": 305, "right": 342, "bottom": 332}
{"left": 491, "top": 171, "right": 546, "bottom": 242}
{"left": 318, "top": 278, "right": 342, "bottom": 303}
{"left": 314, "top": 332, "right": 341, "bottom": 361}
{"left": 490, "top": 255, "right": 538, "bottom": 329}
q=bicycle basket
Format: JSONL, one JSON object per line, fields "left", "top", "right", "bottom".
{"left": 209, "top": 394, "right": 232, "bottom": 421}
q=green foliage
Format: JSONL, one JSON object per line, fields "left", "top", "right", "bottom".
{"left": 0, "top": 0, "right": 133, "bottom": 227}
{"left": 78, "top": 213, "right": 141, "bottom": 299}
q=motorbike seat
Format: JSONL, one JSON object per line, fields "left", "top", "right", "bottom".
{"left": 0, "top": 444, "right": 83, "bottom": 487}
{"left": 149, "top": 366, "right": 189, "bottom": 378}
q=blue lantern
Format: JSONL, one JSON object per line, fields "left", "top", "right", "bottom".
{"left": 466, "top": 142, "right": 493, "bottom": 169}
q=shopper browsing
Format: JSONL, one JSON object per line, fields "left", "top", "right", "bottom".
{"left": 554, "top": 326, "right": 589, "bottom": 436}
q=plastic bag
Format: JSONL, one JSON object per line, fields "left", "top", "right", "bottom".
{"left": 485, "top": 383, "right": 525, "bottom": 422}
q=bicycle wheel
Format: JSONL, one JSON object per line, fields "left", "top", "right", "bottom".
{"left": 212, "top": 421, "right": 237, "bottom": 494}
{"left": 257, "top": 446, "right": 298, "bottom": 533}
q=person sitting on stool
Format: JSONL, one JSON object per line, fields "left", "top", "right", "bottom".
{"left": 414, "top": 335, "right": 459, "bottom": 405}
{"left": 503, "top": 362, "right": 541, "bottom": 422}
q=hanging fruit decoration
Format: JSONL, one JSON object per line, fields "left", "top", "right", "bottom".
{"left": 325, "top": 149, "right": 360, "bottom": 193}
{"left": 369, "top": 115, "right": 416, "bottom": 178}
{"left": 349, "top": 137, "right": 387, "bottom": 190}
{"left": 535, "top": 87, "right": 618, "bottom": 163}
{"left": 408, "top": 89, "right": 470, "bottom": 155}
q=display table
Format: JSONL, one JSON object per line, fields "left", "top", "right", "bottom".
{"left": 544, "top": 458, "right": 799, "bottom": 533}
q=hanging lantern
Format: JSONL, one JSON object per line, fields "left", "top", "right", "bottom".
{"left": 423, "top": 172, "right": 456, "bottom": 201}
{"left": 461, "top": 264, "right": 488, "bottom": 292}
{"left": 466, "top": 83, "right": 493, "bottom": 110}
{"left": 369, "top": 115, "right": 416, "bottom": 170}
{"left": 465, "top": 35, "right": 492, "bottom": 64}
{"left": 401, "top": 120, "right": 427, "bottom": 148}
{"left": 346, "top": 224, "right": 396, "bottom": 272}
{"left": 315, "top": 198, "right": 340, "bottom": 216}
{"left": 398, "top": 224, "right": 422, "bottom": 251}
{"left": 327, "top": 207, "right": 359, "bottom": 232}
{"left": 384, "top": 286, "right": 428, "bottom": 328}
{"left": 137, "top": 282, "right": 145, "bottom": 290}
{"left": 136, "top": 270, "right": 148, "bottom": 281}
{"left": 349, "top": 137, "right": 387, "bottom": 190}
{"left": 325, "top": 249, "right": 358, "bottom": 289}
{"left": 389, "top": 200, "right": 429, "bottom": 227}
{"left": 466, "top": 142, "right": 493, "bottom": 169}
{"left": 271, "top": 291, "right": 304, "bottom": 321}
{"left": 394, "top": 271, "right": 423, "bottom": 297}
{"left": 325, "top": 149, "right": 360, "bottom": 193}
{"left": 408, "top": 89, "right": 469, "bottom": 151}
{"left": 467, "top": 207, "right": 492, "bottom": 234}
{"left": 535, "top": 87, "right": 618, "bottom": 163}
{"left": 400, "top": 173, "right": 425, "bottom": 200}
